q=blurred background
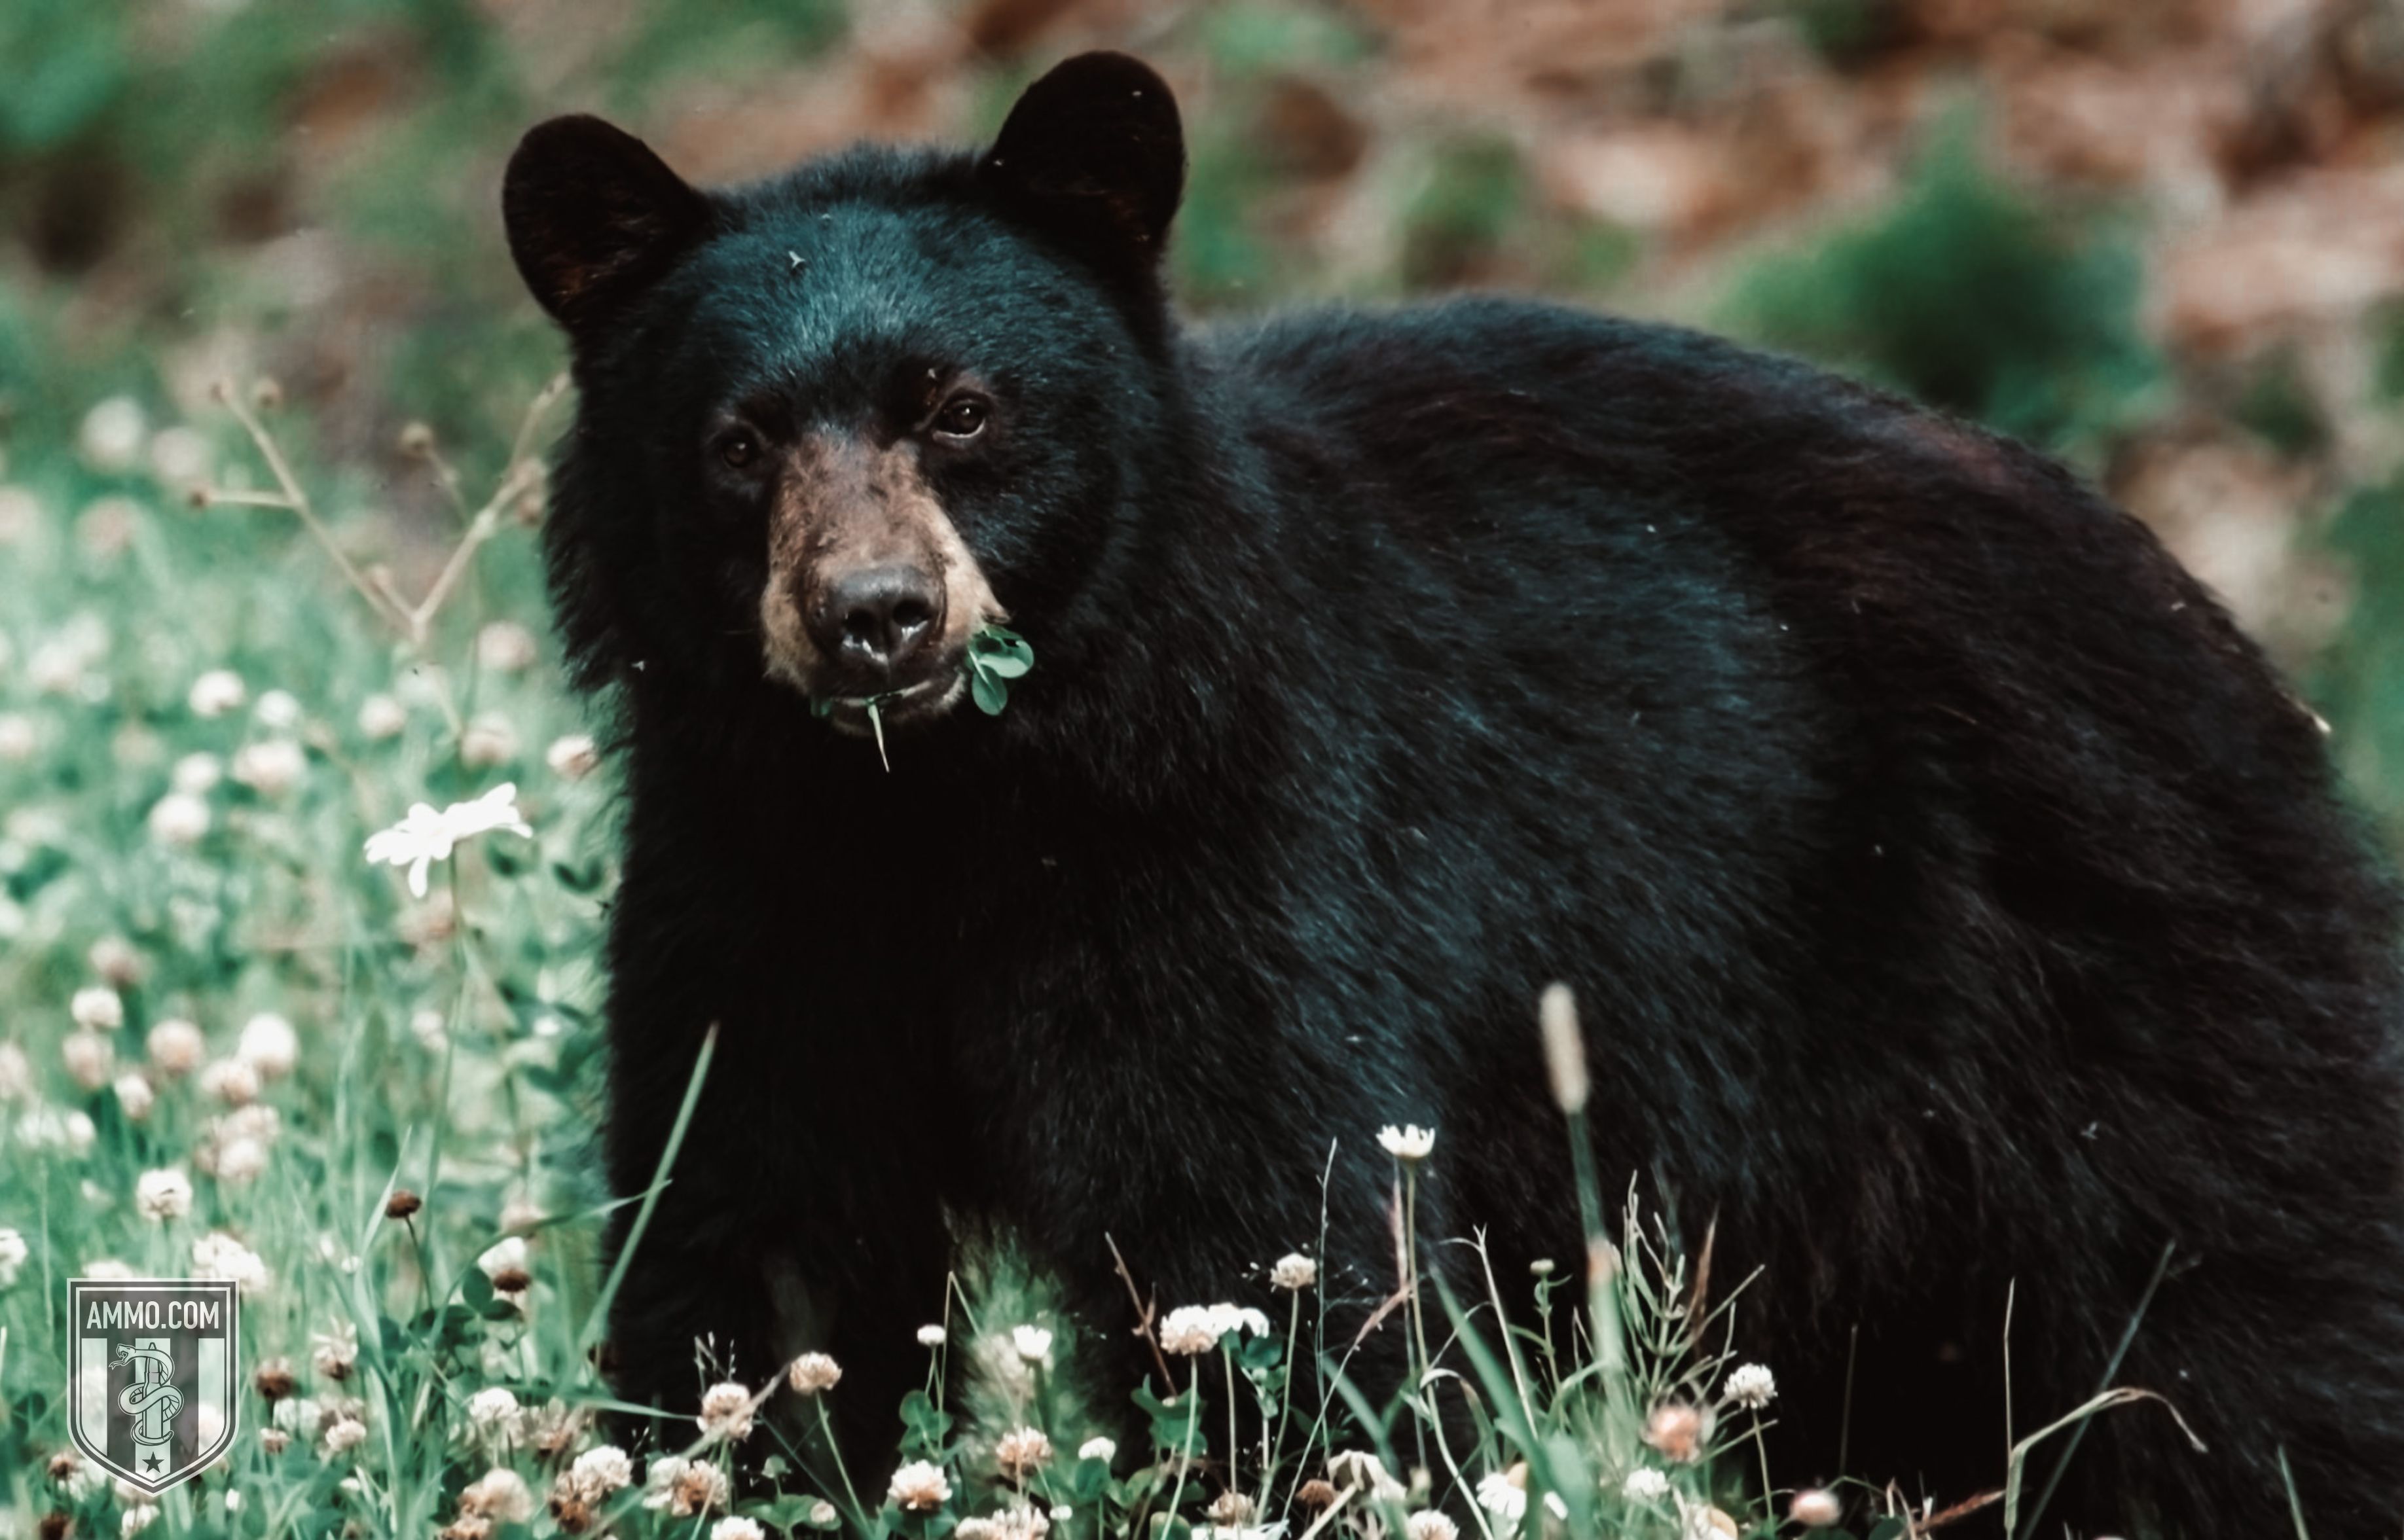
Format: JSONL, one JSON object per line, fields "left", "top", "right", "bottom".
{"left": 5, "top": 0, "right": 2404, "bottom": 824}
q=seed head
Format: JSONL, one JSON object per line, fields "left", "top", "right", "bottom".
{"left": 385, "top": 1190, "right": 422, "bottom": 1220}
{"left": 253, "top": 1359, "right": 296, "bottom": 1400}
{"left": 1296, "top": 1480, "right": 1338, "bottom": 1511}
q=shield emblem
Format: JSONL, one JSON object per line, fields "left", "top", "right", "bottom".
{"left": 68, "top": 1278, "right": 240, "bottom": 1492}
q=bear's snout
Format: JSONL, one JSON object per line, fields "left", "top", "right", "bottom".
{"left": 807, "top": 561, "right": 947, "bottom": 678}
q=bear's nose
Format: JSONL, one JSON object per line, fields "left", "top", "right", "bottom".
{"left": 809, "top": 564, "right": 946, "bottom": 675}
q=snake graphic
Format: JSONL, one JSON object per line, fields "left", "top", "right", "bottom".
{"left": 113, "top": 1343, "right": 182, "bottom": 1441}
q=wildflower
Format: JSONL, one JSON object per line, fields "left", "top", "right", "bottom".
{"left": 1677, "top": 1499, "right": 1739, "bottom": 1540}
{"left": 231, "top": 740, "right": 306, "bottom": 797}
{"left": 136, "top": 1168, "right": 194, "bottom": 1222}
{"left": 996, "top": 1507, "right": 1053, "bottom": 1540}
{"left": 223, "top": 1492, "right": 243, "bottom": 1514}
{"left": 757, "top": 1347, "right": 835, "bottom": 1397}
{"left": 888, "top": 1458, "right": 953, "bottom": 1511}
{"left": 460, "top": 714, "right": 520, "bottom": 769}
{"left": 173, "top": 752, "right": 223, "bottom": 794}
{"left": 1326, "top": 1452, "right": 1406, "bottom": 1503}
{"left": 547, "top": 733, "right": 600, "bottom": 779}
{"left": 255, "top": 689, "right": 302, "bottom": 730}
{"left": 149, "top": 424, "right": 211, "bottom": 488}
{"left": 566, "top": 1444, "right": 634, "bottom": 1497}
{"left": 1721, "top": 1363, "right": 1776, "bottom": 1410}
{"left": 1011, "top": 1324, "right": 1053, "bottom": 1363}
{"left": 698, "top": 1380, "right": 755, "bottom": 1441}
{"left": 996, "top": 1425, "right": 1053, "bottom": 1482}
{"left": 140, "top": 1021, "right": 202, "bottom": 1079}
{"left": 17, "top": 1107, "right": 98, "bottom": 1155}
{"left": 809, "top": 1500, "right": 840, "bottom": 1527}
{"left": 0, "top": 1227, "right": 27, "bottom": 1286}
{"left": 149, "top": 791, "right": 211, "bottom": 846}
{"left": 1377, "top": 1124, "right": 1436, "bottom": 1161}
{"left": 1406, "top": 1513, "right": 1458, "bottom": 1540}
{"left": 190, "top": 1232, "right": 268, "bottom": 1294}
{"left": 1078, "top": 1435, "right": 1116, "bottom": 1463}
{"left": 261, "top": 1427, "right": 290, "bottom": 1454}
{"left": 113, "top": 1073, "right": 155, "bottom": 1121}
{"left": 0, "top": 715, "right": 33, "bottom": 761}
{"left": 253, "top": 1358, "right": 297, "bottom": 1399}
{"left": 1642, "top": 1403, "right": 1709, "bottom": 1464}
{"left": 410, "top": 1007, "right": 448, "bottom": 1052}
{"left": 478, "top": 622, "right": 541, "bottom": 673}
{"left": 1296, "top": 1480, "right": 1338, "bottom": 1511}
{"left": 72, "top": 986, "right": 124, "bottom": 1031}
{"left": 0, "top": 1043, "right": 28, "bottom": 1101}
{"left": 1271, "top": 1252, "right": 1317, "bottom": 1290}
{"left": 198, "top": 1057, "right": 259, "bottom": 1106}
{"left": 1209, "top": 1494, "right": 1255, "bottom": 1526}
{"left": 1621, "top": 1468, "right": 1669, "bottom": 1501}
{"left": 312, "top": 1321, "right": 359, "bottom": 1380}
{"left": 642, "top": 1455, "right": 730, "bottom": 1516}
{"left": 385, "top": 1189, "right": 422, "bottom": 1220}
{"left": 120, "top": 1503, "right": 160, "bottom": 1537}
{"left": 364, "top": 783, "right": 534, "bottom": 897}
{"left": 237, "top": 1012, "right": 299, "bottom": 1079}
{"left": 712, "top": 1521, "right": 766, "bottom": 1540}
{"left": 1475, "top": 1471, "right": 1527, "bottom": 1525}
{"left": 917, "top": 1323, "right": 947, "bottom": 1346}
{"left": 214, "top": 1135, "right": 270, "bottom": 1185}
{"left": 1789, "top": 1490, "right": 1843, "bottom": 1528}
{"left": 358, "top": 695, "right": 407, "bottom": 740}
{"left": 1159, "top": 1302, "right": 1272, "bottom": 1355}
{"left": 187, "top": 670, "right": 247, "bottom": 719}
{"left": 479, "top": 1234, "right": 531, "bottom": 1288}
{"left": 462, "top": 1468, "right": 534, "bottom": 1522}
{"left": 62, "top": 1031, "right": 113, "bottom": 1091}
{"left": 467, "top": 1386, "right": 523, "bottom": 1442}
{"left": 80, "top": 397, "right": 147, "bottom": 472}
{"left": 321, "top": 1415, "right": 368, "bottom": 1456}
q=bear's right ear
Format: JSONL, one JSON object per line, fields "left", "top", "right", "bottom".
{"left": 979, "top": 52, "right": 1185, "bottom": 282}
{"left": 503, "top": 115, "right": 712, "bottom": 336}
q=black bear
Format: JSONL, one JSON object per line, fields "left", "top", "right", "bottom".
{"left": 502, "top": 52, "right": 2404, "bottom": 1535}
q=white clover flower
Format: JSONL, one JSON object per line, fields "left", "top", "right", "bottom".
{"left": 1377, "top": 1124, "right": 1436, "bottom": 1161}
{"left": 1621, "top": 1467, "right": 1669, "bottom": 1501}
{"left": 888, "top": 1458, "right": 953, "bottom": 1511}
{"left": 321, "top": 1416, "right": 368, "bottom": 1456}
{"left": 120, "top": 1503, "right": 159, "bottom": 1537}
{"left": 995, "top": 1426, "right": 1053, "bottom": 1482}
{"left": 1011, "top": 1325, "right": 1053, "bottom": 1363}
{"left": 113, "top": 1073, "right": 155, "bottom": 1121}
{"left": 149, "top": 425, "right": 211, "bottom": 489}
{"left": 187, "top": 669, "right": 246, "bottom": 718}
{"left": 461, "top": 1467, "right": 534, "bottom": 1522}
{"left": 136, "top": 1167, "right": 194, "bottom": 1222}
{"left": 697, "top": 1380, "right": 755, "bottom": 1441}
{"left": 364, "top": 783, "right": 534, "bottom": 898}
{"left": 237, "top": 1012, "right": 299, "bottom": 1079}
{"left": 1789, "top": 1490, "right": 1843, "bottom": 1528}
{"left": 546, "top": 733, "right": 600, "bottom": 779}
{"left": 0, "top": 714, "right": 35, "bottom": 761}
{"left": 809, "top": 1499, "right": 840, "bottom": 1528}
{"left": 1406, "top": 1513, "right": 1459, "bottom": 1540}
{"left": 62, "top": 1030, "right": 114, "bottom": 1090}
{"left": 80, "top": 397, "right": 147, "bottom": 472}
{"left": 642, "top": 1455, "right": 730, "bottom": 1516}
{"left": 477, "top": 621, "right": 540, "bottom": 673}
{"left": 460, "top": 713, "right": 520, "bottom": 769}
{"left": 232, "top": 740, "right": 306, "bottom": 797}
{"left": 0, "top": 1227, "right": 28, "bottom": 1286}
{"left": 255, "top": 689, "right": 302, "bottom": 730}
{"left": 0, "top": 1042, "right": 29, "bottom": 1101}
{"left": 1722, "top": 1363, "right": 1776, "bottom": 1410}
{"left": 198, "top": 1056, "right": 259, "bottom": 1106}
{"left": 1160, "top": 1302, "right": 1273, "bottom": 1355}
{"left": 147, "top": 1019, "right": 205, "bottom": 1077}
{"left": 172, "top": 751, "right": 223, "bottom": 794}
{"left": 466, "top": 1386, "right": 523, "bottom": 1441}
{"left": 18, "top": 1107, "right": 98, "bottom": 1155}
{"left": 787, "top": 1352, "right": 843, "bottom": 1394}
{"left": 148, "top": 791, "right": 211, "bottom": 846}
{"left": 1271, "top": 1253, "right": 1317, "bottom": 1290}
{"left": 712, "top": 1520, "right": 766, "bottom": 1540}
{"left": 1078, "top": 1436, "right": 1116, "bottom": 1463}
{"left": 478, "top": 1235, "right": 529, "bottom": 1281}
{"left": 312, "top": 1321, "right": 358, "bottom": 1379}
{"left": 71, "top": 986, "right": 124, "bottom": 1031}
{"left": 357, "top": 694, "right": 407, "bottom": 740}
{"left": 88, "top": 935, "right": 142, "bottom": 986}
{"left": 568, "top": 1443, "right": 634, "bottom": 1497}
{"left": 409, "top": 1007, "right": 447, "bottom": 1052}
{"left": 917, "top": 1323, "right": 947, "bottom": 1347}
{"left": 191, "top": 1231, "right": 268, "bottom": 1295}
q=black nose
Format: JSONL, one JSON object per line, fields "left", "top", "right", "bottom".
{"left": 809, "top": 564, "right": 945, "bottom": 674}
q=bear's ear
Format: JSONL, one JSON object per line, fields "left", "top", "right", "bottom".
{"left": 503, "top": 115, "right": 712, "bottom": 336}
{"left": 979, "top": 52, "right": 1185, "bottom": 277}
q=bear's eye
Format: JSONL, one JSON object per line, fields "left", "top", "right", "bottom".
{"left": 932, "top": 395, "right": 989, "bottom": 442}
{"left": 716, "top": 431, "right": 761, "bottom": 472}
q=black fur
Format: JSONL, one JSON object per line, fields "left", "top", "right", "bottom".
{"left": 506, "top": 54, "right": 2404, "bottom": 1535}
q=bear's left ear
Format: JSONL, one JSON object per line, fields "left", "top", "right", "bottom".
{"left": 979, "top": 52, "right": 1186, "bottom": 278}
{"left": 503, "top": 115, "right": 714, "bottom": 338}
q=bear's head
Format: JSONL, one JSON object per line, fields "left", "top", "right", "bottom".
{"left": 503, "top": 54, "right": 1187, "bottom": 736}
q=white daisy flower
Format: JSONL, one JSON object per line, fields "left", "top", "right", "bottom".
{"left": 363, "top": 783, "right": 534, "bottom": 897}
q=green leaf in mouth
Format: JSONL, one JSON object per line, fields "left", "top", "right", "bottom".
{"left": 966, "top": 624, "right": 1036, "bottom": 715}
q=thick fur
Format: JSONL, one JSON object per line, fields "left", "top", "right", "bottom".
{"left": 513, "top": 62, "right": 2404, "bottom": 1536}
